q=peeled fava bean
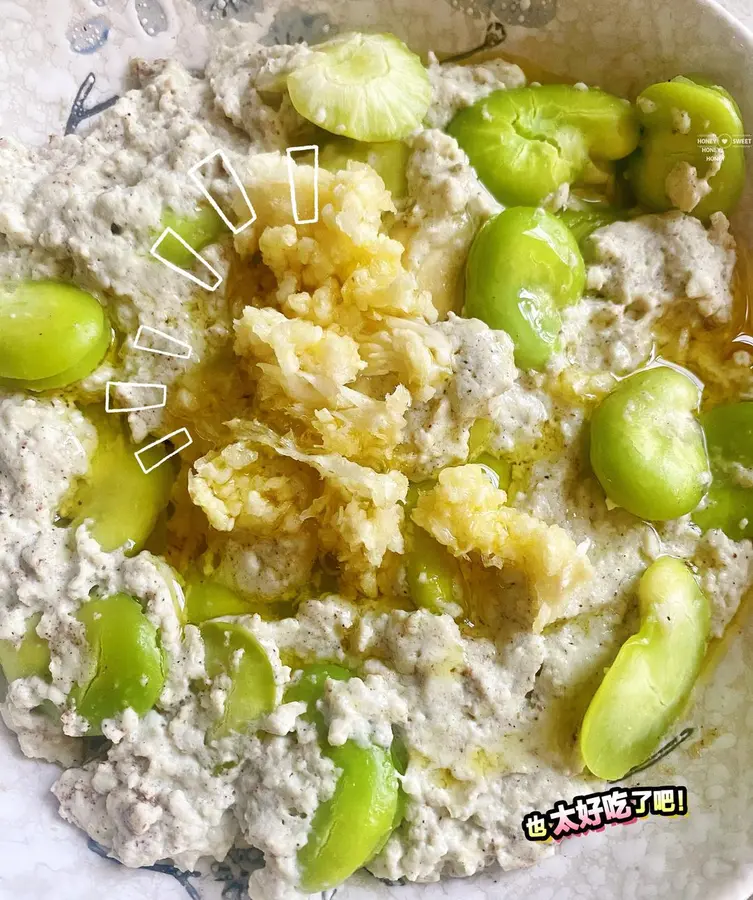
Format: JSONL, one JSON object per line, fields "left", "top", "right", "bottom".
{"left": 557, "top": 205, "right": 621, "bottom": 247}
{"left": 200, "top": 621, "right": 276, "bottom": 739}
{"left": 286, "top": 665, "right": 401, "bottom": 893}
{"left": 464, "top": 206, "right": 585, "bottom": 370}
{"left": 404, "top": 483, "right": 464, "bottom": 616}
{"left": 287, "top": 32, "right": 431, "bottom": 142}
{"left": 71, "top": 594, "right": 165, "bottom": 735}
{"left": 448, "top": 84, "right": 639, "bottom": 206}
{"left": 694, "top": 402, "right": 753, "bottom": 540}
{"left": 405, "top": 527, "right": 464, "bottom": 616}
{"left": 59, "top": 414, "right": 174, "bottom": 555}
{"left": 157, "top": 206, "right": 228, "bottom": 269}
{"left": 589, "top": 366, "right": 711, "bottom": 521}
{"left": 580, "top": 556, "right": 710, "bottom": 780}
{"left": 319, "top": 138, "right": 409, "bottom": 201}
{"left": 0, "top": 613, "right": 50, "bottom": 684}
{"left": 628, "top": 76, "right": 746, "bottom": 218}
{"left": 185, "top": 577, "right": 260, "bottom": 624}
{"left": 0, "top": 280, "right": 111, "bottom": 391}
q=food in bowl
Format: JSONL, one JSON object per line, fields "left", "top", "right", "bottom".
{"left": 0, "top": 20, "right": 751, "bottom": 899}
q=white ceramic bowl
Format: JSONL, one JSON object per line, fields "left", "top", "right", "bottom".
{"left": 1, "top": 1, "right": 752, "bottom": 899}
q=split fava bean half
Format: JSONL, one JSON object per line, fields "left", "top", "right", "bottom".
{"left": 448, "top": 84, "right": 639, "bottom": 207}
{"left": 557, "top": 205, "right": 622, "bottom": 248}
{"left": 184, "top": 577, "right": 260, "bottom": 624}
{"left": 464, "top": 206, "right": 586, "bottom": 371}
{"left": 0, "top": 613, "right": 51, "bottom": 684}
{"left": 693, "top": 402, "right": 753, "bottom": 540}
{"left": 59, "top": 413, "right": 174, "bottom": 555}
{"left": 285, "top": 665, "right": 401, "bottom": 893}
{"left": 200, "top": 621, "right": 276, "bottom": 739}
{"left": 319, "top": 137, "right": 409, "bottom": 200}
{"left": 71, "top": 594, "right": 166, "bottom": 735}
{"left": 0, "top": 280, "right": 111, "bottom": 391}
{"left": 589, "top": 366, "right": 711, "bottom": 521}
{"left": 287, "top": 32, "right": 431, "bottom": 143}
{"left": 628, "top": 76, "right": 746, "bottom": 218}
{"left": 404, "top": 483, "right": 465, "bottom": 616}
{"left": 157, "top": 206, "right": 228, "bottom": 269}
{"left": 580, "top": 556, "right": 710, "bottom": 780}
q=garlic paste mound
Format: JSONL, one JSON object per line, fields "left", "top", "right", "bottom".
{"left": 186, "top": 156, "right": 586, "bottom": 604}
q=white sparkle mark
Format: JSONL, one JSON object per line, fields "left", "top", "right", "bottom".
{"left": 150, "top": 227, "right": 223, "bottom": 292}
{"left": 286, "top": 145, "right": 320, "bottom": 225}
{"left": 133, "top": 325, "right": 193, "bottom": 359}
{"left": 105, "top": 381, "right": 167, "bottom": 413}
{"left": 189, "top": 149, "right": 257, "bottom": 235}
{"left": 135, "top": 427, "right": 193, "bottom": 475}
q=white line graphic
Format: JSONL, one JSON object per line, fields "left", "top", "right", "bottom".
{"left": 133, "top": 325, "right": 193, "bottom": 360}
{"left": 150, "top": 227, "right": 223, "bottom": 292}
{"left": 286, "top": 145, "right": 320, "bottom": 225}
{"left": 135, "top": 428, "right": 193, "bottom": 475}
{"left": 189, "top": 149, "right": 257, "bottom": 235}
{"left": 106, "top": 381, "right": 167, "bottom": 413}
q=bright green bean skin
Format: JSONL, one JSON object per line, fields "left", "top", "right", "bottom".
{"left": 60, "top": 415, "right": 174, "bottom": 555}
{"left": 286, "top": 665, "right": 401, "bottom": 893}
{"left": 158, "top": 206, "right": 227, "bottom": 269}
{"left": 405, "top": 526, "right": 464, "bottom": 615}
{"left": 320, "top": 138, "right": 409, "bottom": 200}
{"left": 185, "top": 578, "right": 257, "bottom": 624}
{"left": 694, "top": 402, "right": 753, "bottom": 540}
{"left": 628, "top": 76, "right": 746, "bottom": 218}
{"left": 404, "top": 483, "right": 464, "bottom": 615}
{"left": 284, "top": 664, "right": 353, "bottom": 720}
{"left": 72, "top": 594, "right": 165, "bottom": 735}
{"left": 286, "top": 33, "right": 431, "bottom": 143}
{"left": 465, "top": 206, "right": 585, "bottom": 371}
{"left": 580, "top": 556, "right": 710, "bottom": 780}
{"left": 448, "top": 85, "right": 639, "bottom": 206}
{"left": 0, "top": 280, "right": 110, "bottom": 389}
{"left": 589, "top": 366, "right": 710, "bottom": 521}
{"left": 0, "top": 613, "right": 50, "bottom": 683}
{"left": 201, "top": 621, "right": 276, "bottom": 739}
{"left": 557, "top": 205, "right": 621, "bottom": 247}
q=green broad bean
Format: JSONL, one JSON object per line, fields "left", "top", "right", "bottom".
{"left": 158, "top": 205, "right": 227, "bottom": 269}
{"left": 448, "top": 84, "right": 639, "bottom": 207}
{"left": 72, "top": 594, "right": 165, "bottom": 735}
{"left": 60, "top": 415, "right": 174, "bottom": 555}
{"left": 405, "top": 526, "right": 464, "bottom": 616}
{"left": 628, "top": 76, "right": 746, "bottom": 218}
{"left": 0, "top": 280, "right": 110, "bottom": 389}
{"left": 467, "top": 419, "right": 512, "bottom": 490}
{"left": 589, "top": 366, "right": 710, "bottom": 521}
{"left": 580, "top": 556, "right": 710, "bottom": 780}
{"left": 0, "top": 613, "right": 50, "bottom": 683}
{"left": 284, "top": 663, "right": 353, "bottom": 728}
{"left": 200, "top": 621, "right": 276, "bottom": 739}
{"left": 300, "top": 738, "right": 400, "bottom": 892}
{"left": 472, "top": 453, "right": 512, "bottom": 490}
{"left": 557, "top": 205, "right": 621, "bottom": 247}
{"left": 464, "top": 206, "right": 586, "bottom": 370}
{"left": 693, "top": 402, "right": 753, "bottom": 540}
{"left": 404, "top": 483, "right": 464, "bottom": 616}
{"left": 286, "top": 665, "right": 401, "bottom": 893}
{"left": 320, "top": 138, "right": 409, "bottom": 201}
{"left": 287, "top": 33, "right": 431, "bottom": 142}
{"left": 185, "top": 577, "right": 261, "bottom": 624}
